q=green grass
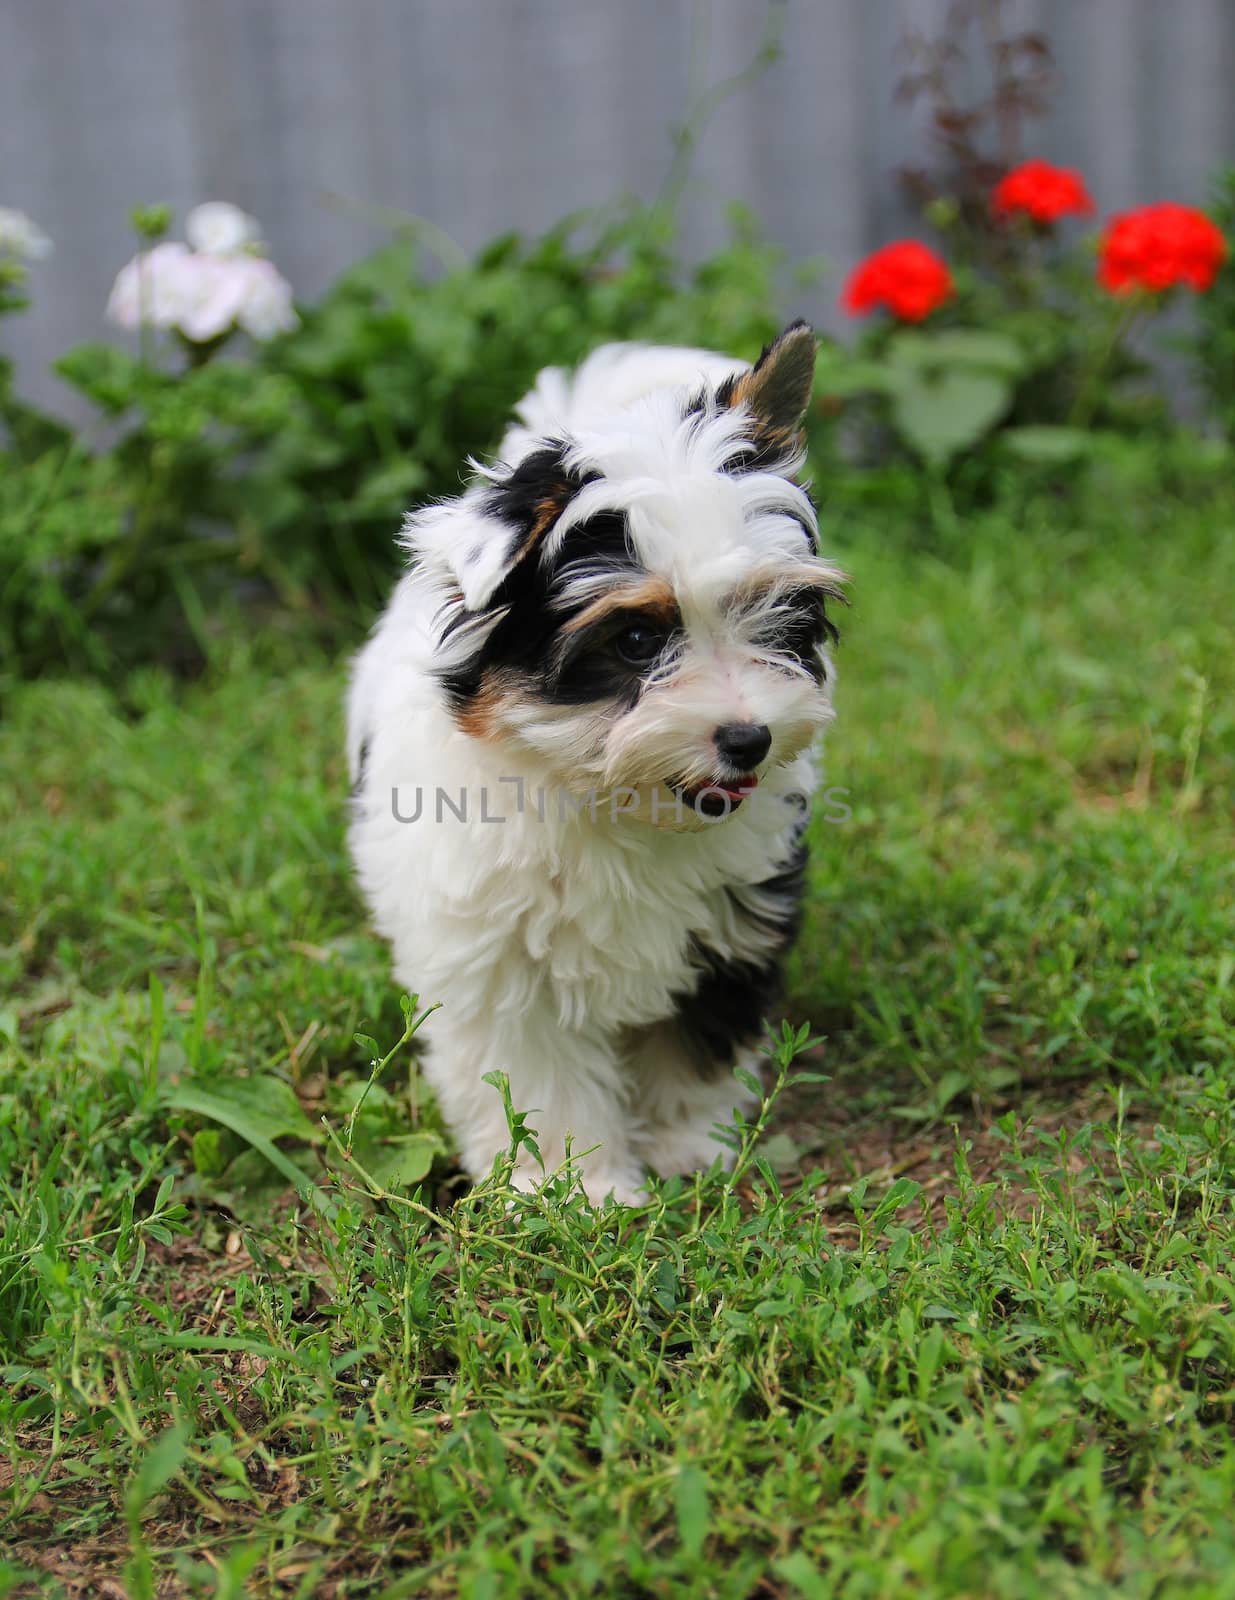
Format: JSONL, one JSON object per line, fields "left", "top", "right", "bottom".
{"left": 2, "top": 482, "right": 1234, "bottom": 1597}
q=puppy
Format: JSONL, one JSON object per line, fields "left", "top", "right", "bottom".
{"left": 346, "top": 322, "right": 843, "bottom": 1205}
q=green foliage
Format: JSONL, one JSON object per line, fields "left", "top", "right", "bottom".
{"left": 1190, "top": 165, "right": 1235, "bottom": 436}
{"left": 248, "top": 208, "right": 786, "bottom": 601}
{"left": 874, "top": 328, "right": 1027, "bottom": 466}
{"left": 0, "top": 207, "right": 790, "bottom": 682}
{"left": 3, "top": 485, "right": 1234, "bottom": 1593}
{"left": 2, "top": 352, "right": 299, "bottom": 678}
{"left": 0, "top": 262, "right": 70, "bottom": 464}
{"left": 825, "top": 246, "right": 1169, "bottom": 484}
{"left": 4, "top": 185, "right": 1232, "bottom": 684}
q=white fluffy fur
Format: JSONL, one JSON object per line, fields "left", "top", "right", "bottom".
{"left": 347, "top": 338, "right": 840, "bottom": 1204}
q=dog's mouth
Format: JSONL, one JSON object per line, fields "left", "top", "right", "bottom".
{"left": 675, "top": 773, "right": 760, "bottom": 818}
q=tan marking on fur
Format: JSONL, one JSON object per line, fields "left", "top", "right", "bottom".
{"left": 725, "top": 323, "right": 818, "bottom": 449}
{"left": 512, "top": 490, "right": 571, "bottom": 563}
{"left": 560, "top": 577, "right": 680, "bottom": 636}
{"left": 723, "top": 394, "right": 801, "bottom": 455}
{"left": 452, "top": 669, "right": 520, "bottom": 740}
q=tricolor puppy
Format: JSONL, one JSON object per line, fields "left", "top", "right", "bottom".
{"left": 347, "top": 322, "right": 844, "bottom": 1205}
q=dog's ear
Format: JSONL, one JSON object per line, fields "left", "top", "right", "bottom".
{"left": 404, "top": 445, "right": 578, "bottom": 612}
{"left": 725, "top": 320, "right": 817, "bottom": 442}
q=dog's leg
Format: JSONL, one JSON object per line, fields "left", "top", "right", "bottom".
{"left": 422, "top": 1011, "right": 647, "bottom": 1206}
{"left": 625, "top": 1022, "right": 761, "bottom": 1180}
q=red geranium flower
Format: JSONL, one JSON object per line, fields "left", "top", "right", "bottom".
{"left": 992, "top": 159, "right": 1095, "bottom": 224}
{"left": 841, "top": 241, "right": 953, "bottom": 322}
{"left": 1098, "top": 203, "right": 1227, "bottom": 294}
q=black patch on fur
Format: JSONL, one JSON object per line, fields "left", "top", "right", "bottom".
{"left": 742, "top": 584, "right": 838, "bottom": 683}
{"left": 438, "top": 446, "right": 662, "bottom": 713}
{"left": 548, "top": 585, "right": 681, "bottom": 707}
{"left": 774, "top": 588, "right": 835, "bottom": 682}
{"left": 480, "top": 444, "right": 592, "bottom": 556}
{"left": 672, "top": 835, "right": 810, "bottom": 1077}
{"left": 713, "top": 372, "right": 740, "bottom": 409}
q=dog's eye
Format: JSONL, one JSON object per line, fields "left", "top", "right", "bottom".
{"left": 613, "top": 622, "right": 666, "bottom": 667}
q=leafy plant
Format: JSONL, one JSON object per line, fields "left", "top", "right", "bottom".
{"left": 249, "top": 206, "right": 791, "bottom": 607}
{"left": 2, "top": 205, "right": 794, "bottom": 682}
{"left": 2, "top": 135, "right": 1231, "bottom": 684}
{"left": 1190, "top": 166, "right": 1235, "bottom": 437}
{"left": 0, "top": 222, "right": 68, "bottom": 463}
{"left": 826, "top": 164, "right": 1223, "bottom": 507}
{"left": 1, "top": 348, "right": 302, "bottom": 680}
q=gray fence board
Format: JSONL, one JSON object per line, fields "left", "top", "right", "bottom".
{"left": 3, "top": 0, "right": 1233, "bottom": 415}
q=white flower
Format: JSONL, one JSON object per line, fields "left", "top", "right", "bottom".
{"left": 106, "top": 243, "right": 297, "bottom": 343}
{"left": 232, "top": 256, "right": 298, "bottom": 338}
{"left": 176, "top": 255, "right": 298, "bottom": 341}
{"left": 185, "top": 201, "right": 259, "bottom": 256}
{"left": 179, "top": 256, "right": 253, "bottom": 341}
{"left": 0, "top": 206, "right": 52, "bottom": 261}
{"left": 106, "top": 241, "right": 201, "bottom": 331}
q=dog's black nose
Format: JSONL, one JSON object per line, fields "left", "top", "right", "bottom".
{"left": 714, "top": 722, "right": 772, "bottom": 770}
